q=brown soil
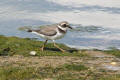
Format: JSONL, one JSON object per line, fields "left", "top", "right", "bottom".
{"left": 0, "top": 50, "right": 120, "bottom": 74}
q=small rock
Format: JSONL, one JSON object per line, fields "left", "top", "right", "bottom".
{"left": 29, "top": 51, "right": 36, "bottom": 56}
{"left": 110, "top": 62, "right": 117, "bottom": 65}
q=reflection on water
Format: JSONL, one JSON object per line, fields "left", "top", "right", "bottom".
{"left": 0, "top": 0, "right": 120, "bottom": 50}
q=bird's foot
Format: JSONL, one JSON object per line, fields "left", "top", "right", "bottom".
{"left": 59, "top": 48, "right": 66, "bottom": 53}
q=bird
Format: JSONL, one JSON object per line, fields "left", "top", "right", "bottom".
{"left": 27, "top": 21, "right": 72, "bottom": 52}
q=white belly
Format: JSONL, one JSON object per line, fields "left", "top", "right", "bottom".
{"left": 51, "top": 32, "right": 65, "bottom": 40}
{"left": 32, "top": 31, "right": 65, "bottom": 40}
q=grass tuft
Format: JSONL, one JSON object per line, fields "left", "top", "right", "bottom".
{"left": 62, "top": 64, "right": 88, "bottom": 71}
{"left": 99, "top": 74, "right": 120, "bottom": 80}
{"left": 0, "top": 35, "right": 88, "bottom": 57}
{"left": 104, "top": 48, "right": 120, "bottom": 58}
{"left": 0, "top": 66, "right": 36, "bottom": 80}
{"left": 0, "top": 63, "right": 88, "bottom": 80}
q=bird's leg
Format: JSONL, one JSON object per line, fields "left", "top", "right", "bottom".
{"left": 53, "top": 40, "right": 65, "bottom": 53}
{"left": 40, "top": 40, "right": 48, "bottom": 51}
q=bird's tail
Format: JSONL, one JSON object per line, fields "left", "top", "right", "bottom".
{"left": 18, "top": 26, "right": 33, "bottom": 32}
{"left": 27, "top": 29, "right": 32, "bottom": 32}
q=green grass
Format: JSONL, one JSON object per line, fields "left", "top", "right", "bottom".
{"left": 0, "top": 35, "right": 88, "bottom": 57}
{"left": 62, "top": 64, "right": 88, "bottom": 71}
{"left": 0, "top": 66, "right": 35, "bottom": 80}
{"left": 104, "top": 48, "right": 120, "bottom": 58}
{"left": 0, "top": 64, "right": 88, "bottom": 80}
{"left": 99, "top": 74, "right": 120, "bottom": 80}
{"left": 0, "top": 64, "right": 119, "bottom": 80}
{"left": 1, "top": 35, "right": 120, "bottom": 80}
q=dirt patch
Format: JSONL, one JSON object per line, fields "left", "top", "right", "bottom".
{"left": 0, "top": 50, "right": 120, "bottom": 77}
{"left": 0, "top": 55, "right": 83, "bottom": 68}
{"left": 84, "top": 50, "right": 120, "bottom": 74}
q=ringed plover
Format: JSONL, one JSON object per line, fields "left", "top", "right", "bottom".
{"left": 27, "top": 21, "right": 72, "bottom": 52}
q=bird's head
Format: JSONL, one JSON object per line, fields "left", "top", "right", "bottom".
{"left": 58, "top": 21, "right": 72, "bottom": 30}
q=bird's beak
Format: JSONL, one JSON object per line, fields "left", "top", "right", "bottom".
{"left": 68, "top": 25, "right": 72, "bottom": 29}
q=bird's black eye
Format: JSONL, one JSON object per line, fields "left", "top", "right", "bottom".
{"left": 62, "top": 24, "right": 67, "bottom": 27}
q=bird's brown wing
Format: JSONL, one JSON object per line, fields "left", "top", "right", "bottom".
{"left": 33, "top": 26, "right": 57, "bottom": 36}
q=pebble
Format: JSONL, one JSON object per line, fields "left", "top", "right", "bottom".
{"left": 110, "top": 62, "right": 117, "bottom": 65}
{"left": 29, "top": 51, "right": 36, "bottom": 56}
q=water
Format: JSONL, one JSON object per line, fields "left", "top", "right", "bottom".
{"left": 0, "top": 0, "right": 120, "bottom": 50}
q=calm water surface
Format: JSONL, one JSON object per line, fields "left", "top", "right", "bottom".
{"left": 0, "top": 0, "right": 120, "bottom": 50}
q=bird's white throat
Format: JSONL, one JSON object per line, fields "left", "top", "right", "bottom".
{"left": 57, "top": 25, "right": 67, "bottom": 31}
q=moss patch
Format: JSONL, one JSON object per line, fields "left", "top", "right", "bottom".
{"left": 0, "top": 35, "right": 88, "bottom": 57}
{"left": 62, "top": 64, "right": 88, "bottom": 71}
{"left": 104, "top": 48, "right": 120, "bottom": 58}
{"left": 0, "top": 35, "right": 120, "bottom": 80}
{"left": 99, "top": 74, "right": 120, "bottom": 80}
{"left": 0, "top": 63, "right": 88, "bottom": 80}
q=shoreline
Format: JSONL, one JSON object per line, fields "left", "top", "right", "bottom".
{"left": 0, "top": 35, "right": 120, "bottom": 79}
{"left": 0, "top": 35, "right": 120, "bottom": 57}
